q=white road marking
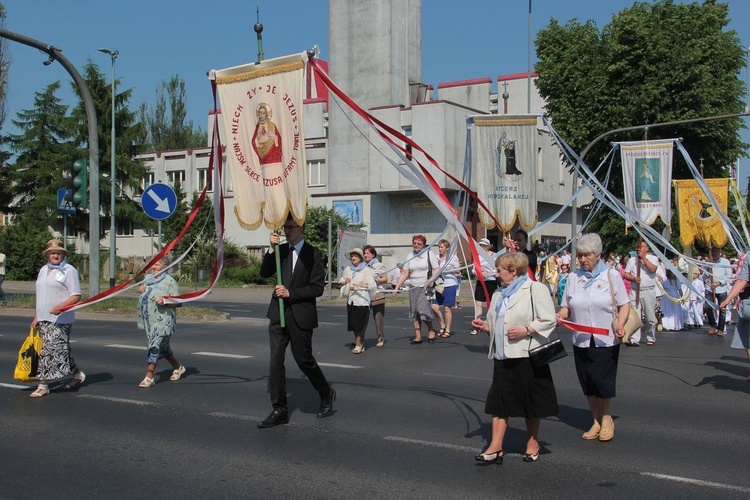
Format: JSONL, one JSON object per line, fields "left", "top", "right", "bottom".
{"left": 0, "top": 382, "right": 31, "bottom": 389}
{"left": 192, "top": 351, "right": 252, "bottom": 359}
{"left": 208, "top": 412, "right": 258, "bottom": 421}
{"left": 318, "top": 362, "right": 364, "bottom": 369}
{"left": 642, "top": 473, "right": 750, "bottom": 493}
{"left": 383, "top": 436, "right": 520, "bottom": 456}
{"left": 78, "top": 394, "right": 158, "bottom": 406}
{"left": 423, "top": 372, "right": 486, "bottom": 382}
{"left": 105, "top": 344, "right": 144, "bottom": 350}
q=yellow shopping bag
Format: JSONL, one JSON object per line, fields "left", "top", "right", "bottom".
{"left": 14, "top": 328, "right": 42, "bottom": 382}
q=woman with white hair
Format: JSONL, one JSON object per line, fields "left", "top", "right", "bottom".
{"left": 137, "top": 254, "right": 185, "bottom": 387}
{"left": 556, "top": 233, "right": 630, "bottom": 442}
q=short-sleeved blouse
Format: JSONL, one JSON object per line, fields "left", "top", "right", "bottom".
{"left": 562, "top": 267, "right": 628, "bottom": 348}
{"left": 438, "top": 254, "right": 460, "bottom": 288}
{"left": 403, "top": 251, "right": 439, "bottom": 287}
{"left": 35, "top": 263, "right": 81, "bottom": 324}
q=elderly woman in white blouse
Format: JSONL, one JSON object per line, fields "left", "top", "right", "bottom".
{"left": 556, "top": 233, "right": 629, "bottom": 442}
{"left": 471, "top": 252, "right": 558, "bottom": 465}
{"left": 340, "top": 247, "right": 378, "bottom": 353}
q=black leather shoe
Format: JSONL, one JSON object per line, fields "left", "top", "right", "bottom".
{"left": 317, "top": 389, "right": 336, "bottom": 418}
{"left": 258, "top": 409, "right": 289, "bottom": 428}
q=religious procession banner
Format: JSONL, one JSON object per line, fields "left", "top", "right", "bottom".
{"left": 214, "top": 52, "right": 307, "bottom": 230}
{"left": 674, "top": 178, "right": 729, "bottom": 248}
{"left": 619, "top": 139, "right": 674, "bottom": 227}
{"left": 471, "top": 114, "right": 538, "bottom": 231}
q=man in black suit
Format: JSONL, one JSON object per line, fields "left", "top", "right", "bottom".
{"left": 257, "top": 216, "right": 335, "bottom": 428}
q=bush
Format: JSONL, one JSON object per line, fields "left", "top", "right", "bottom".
{"left": 222, "top": 256, "right": 273, "bottom": 285}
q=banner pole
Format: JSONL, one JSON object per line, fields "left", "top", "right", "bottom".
{"left": 275, "top": 240, "right": 285, "bottom": 328}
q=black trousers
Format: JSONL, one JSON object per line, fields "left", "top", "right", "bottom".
{"left": 706, "top": 292, "right": 727, "bottom": 331}
{"left": 268, "top": 319, "right": 330, "bottom": 411}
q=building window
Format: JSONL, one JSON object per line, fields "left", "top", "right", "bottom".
{"left": 307, "top": 160, "right": 325, "bottom": 187}
{"left": 140, "top": 172, "right": 155, "bottom": 195}
{"left": 116, "top": 218, "right": 134, "bottom": 236}
{"left": 537, "top": 147, "right": 544, "bottom": 181}
{"left": 559, "top": 154, "right": 566, "bottom": 185}
{"left": 166, "top": 170, "right": 185, "bottom": 187}
{"left": 2, "top": 213, "right": 11, "bottom": 226}
{"left": 198, "top": 169, "right": 213, "bottom": 192}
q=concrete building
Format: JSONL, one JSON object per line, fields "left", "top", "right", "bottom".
{"left": 65, "top": 0, "right": 586, "bottom": 277}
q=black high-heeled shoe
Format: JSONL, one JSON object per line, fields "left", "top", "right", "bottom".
{"left": 474, "top": 450, "right": 503, "bottom": 465}
{"left": 522, "top": 452, "right": 539, "bottom": 462}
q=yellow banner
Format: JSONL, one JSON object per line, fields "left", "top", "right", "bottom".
{"left": 674, "top": 178, "right": 729, "bottom": 247}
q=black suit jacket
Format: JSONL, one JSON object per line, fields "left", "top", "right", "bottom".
{"left": 260, "top": 241, "right": 325, "bottom": 330}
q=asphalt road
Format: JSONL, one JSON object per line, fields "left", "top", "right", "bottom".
{"left": 1, "top": 288, "right": 750, "bottom": 499}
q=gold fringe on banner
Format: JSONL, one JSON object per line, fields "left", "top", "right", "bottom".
{"left": 475, "top": 118, "right": 538, "bottom": 127}
{"left": 215, "top": 61, "right": 305, "bottom": 85}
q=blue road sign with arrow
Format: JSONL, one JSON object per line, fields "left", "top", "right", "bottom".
{"left": 142, "top": 183, "right": 177, "bottom": 221}
{"left": 57, "top": 188, "right": 76, "bottom": 215}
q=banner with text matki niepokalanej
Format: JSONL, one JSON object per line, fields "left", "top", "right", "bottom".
{"left": 215, "top": 52, "right": 307, "bottom": 230}
{"left": 471, "top": 115, "right": 538, "bottom": 231}
{"left": 674, "top": 178, "right": 729, "bottom": 248}
{"left": 619, "top": 139, "right": 674, "bottom": 228}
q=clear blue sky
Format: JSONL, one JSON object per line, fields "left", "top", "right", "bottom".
{"left": 3, "top": 0, "right": 749, "bottom": 170}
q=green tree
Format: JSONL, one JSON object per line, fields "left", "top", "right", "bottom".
{"left": 535, "top": 0, "right": 747, "bottom": 250}
{"left": 138, "top": 75, "right": 205, "bottom": 151}
{"left": 4, "top": 81, "right": 76, "bottom": 224}
{"left": 303, "top": 205, "right": 364, "bottom": 273}
{"left": 69, "top": 60, "right": 151, "bottom": 236}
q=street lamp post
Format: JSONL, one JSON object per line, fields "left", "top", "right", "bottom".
{"left": 99, "top": 48, "right": 118, "bottom": 289}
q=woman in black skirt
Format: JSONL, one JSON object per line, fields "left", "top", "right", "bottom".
{"left": 471, "top": 252, "right": 558, "bottom": 464}
{"left": 339, "top": 248, "right": 378, "bottom": 353}
{"left": 556, "top": 233, "right": 630, "bottom": 442}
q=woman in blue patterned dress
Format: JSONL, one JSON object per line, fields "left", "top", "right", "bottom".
{"left": 137, "top": 255, "right": 185, "bottom": 388}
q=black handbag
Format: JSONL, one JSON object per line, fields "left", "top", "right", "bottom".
{"left": 527, "top": 283, "right": 567, "bottom": 367}
{"left": 528, "top": 337, "right": 567, "bottom": 367}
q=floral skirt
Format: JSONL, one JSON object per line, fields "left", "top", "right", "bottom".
{"left": 37, "top": 321, "right": 79, "bottom": 381}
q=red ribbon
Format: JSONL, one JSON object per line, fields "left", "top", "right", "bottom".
{"left": 559, "top": 319, "right": 610, "bottom": 336}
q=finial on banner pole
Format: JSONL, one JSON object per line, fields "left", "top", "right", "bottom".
{"left": 307, "top": 45, "right": 320, "bottom": 61}
{"left": 254, "top": 7, "right": 264, "bottom": 63}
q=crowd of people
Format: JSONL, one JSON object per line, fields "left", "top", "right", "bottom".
{"left": 19, "top": 224, "right": 750, "bottom": 462}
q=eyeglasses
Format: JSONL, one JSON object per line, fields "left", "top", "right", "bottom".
{"left": 283, "top": 225, "right": 301, "bottom": 230}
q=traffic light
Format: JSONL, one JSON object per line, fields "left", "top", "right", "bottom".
{"left": 72, "top": 159, "right": 87, "bottom": 208}
{"left": 63, "top": 160, "right": 75, "bottom": 203}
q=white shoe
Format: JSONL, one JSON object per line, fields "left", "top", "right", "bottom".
{"left": 170, "top": 365, "right": 187, "bottom": 381}
{"left": 139, "top": 376, "right": 155, "bottom": 388}
{"left": 351, "top": 345, "right": 365, "bottom": 354}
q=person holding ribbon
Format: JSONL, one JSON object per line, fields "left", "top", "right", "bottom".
{"left": 29, "top": 239, "right": 85, "bottom": 398}
{"left": 137, "top": 254, "right": 186, "bottom": 388}
{"left": 340, "top": 247, "right": 378, "bottom": 353}
{"left": 556, "top": 233, "right": 629, "bottom": 442}
{"left": 431, "top": 239, "right": 460, "bottom": 338}
{"left": 393, "top": 235, "right": 440, "bottom": 344}
{"left": 471, "top": 252, "right": 558, "bottom": 464}
{"left": 363, "top": 245, "right": 390, "bottom": 347}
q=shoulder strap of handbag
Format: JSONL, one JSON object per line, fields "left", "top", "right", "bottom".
{"left": 606, "top": 269, "right": 618, "bottom": 320}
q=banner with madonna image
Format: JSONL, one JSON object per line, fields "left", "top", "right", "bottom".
{"left": 619, "top": 139, "right": 674, "bottom": 227}
{"left": 674, "top": 178, "right": 729, "bottom": 248}
{"left": 214, "top": 52, "right": 308, "bottom": 230}
{"left": 471, "top": 115, "right": 538, "bottom": 231}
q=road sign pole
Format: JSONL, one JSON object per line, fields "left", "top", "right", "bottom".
{"left": 158, "top": 220, "right": 162, "bottom": 250}
{"left": 63, "top": 214, "right": 68, "bottom": 252}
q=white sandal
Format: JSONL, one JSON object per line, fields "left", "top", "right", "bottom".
{"left": 64, "top": 371, "right": 86, "bottom": 389}
{"left": 351, "top": 345, "right": 365, "bottom": 354}
{"left": 139, "top": 376, "right": 155, "bottom": 388}
{"left": 170, "top": 366, "right": 186, "bottom": 381}
{"left": 30, "top": 385, "right": 50, "bottom": 398}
